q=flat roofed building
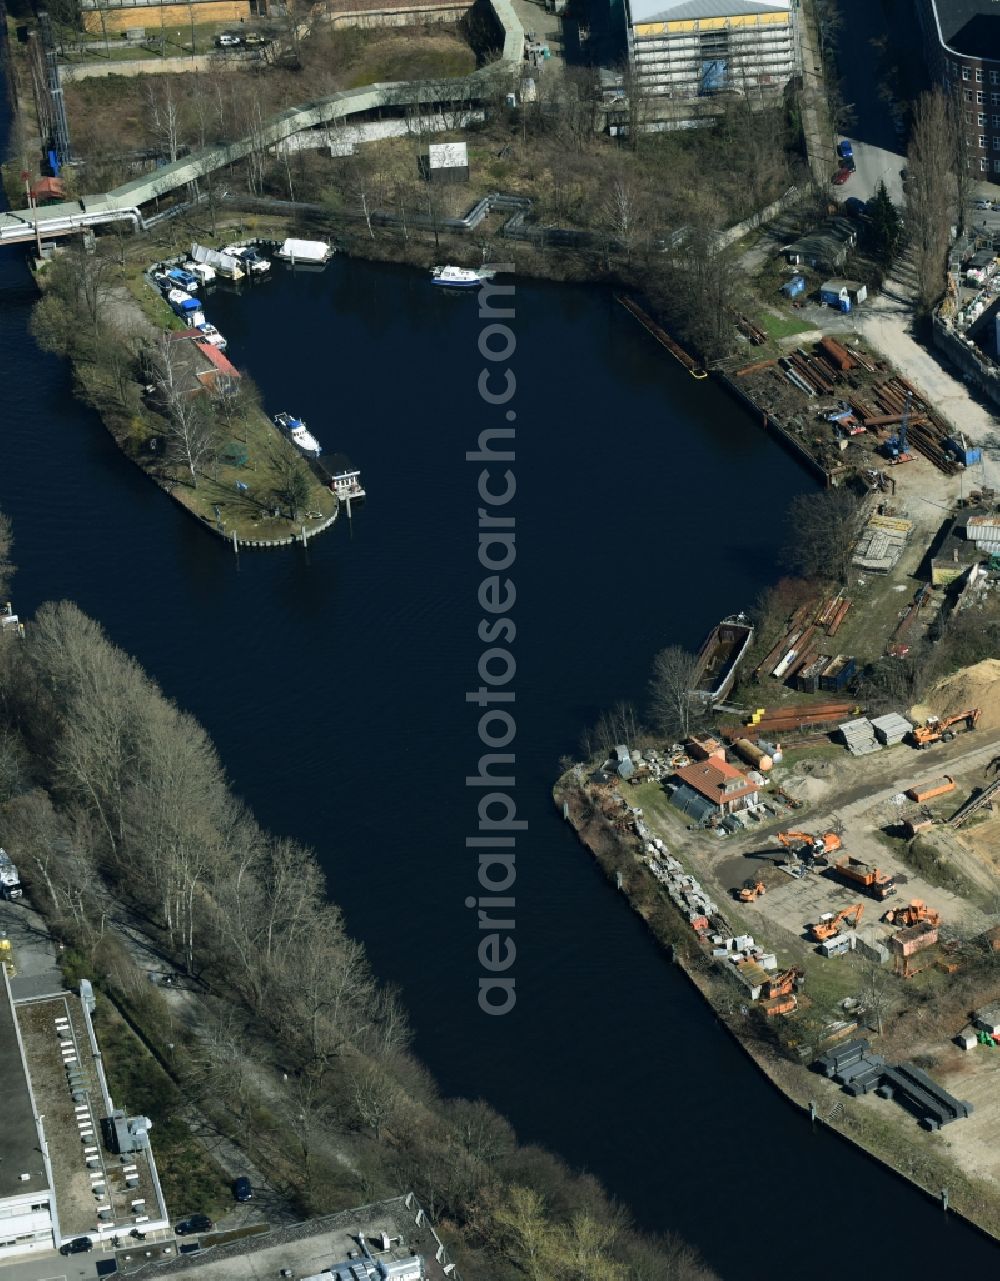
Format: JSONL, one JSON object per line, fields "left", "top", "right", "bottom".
{"left": 625, "top": 0, "right": 798, "bottom": 127}
{"left": 920, "top": 0, "right": 1000, "bottom": 183}
{"left": 0, "top": 971, "right": 54, "bottom": 1260}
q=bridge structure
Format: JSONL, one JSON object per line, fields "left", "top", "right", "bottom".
{"left": 0, "top": 0, "right": 523, "bottom": 248}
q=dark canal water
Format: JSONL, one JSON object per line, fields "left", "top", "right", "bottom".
{"left": 2, "top": 101, "right": 1000, "bottom": 1281}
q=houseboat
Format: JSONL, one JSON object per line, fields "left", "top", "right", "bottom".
{"left": 274, "top": 412, "right": 322, "bottom": 458}
{"left": 689, "top": 613, "right": 754, "bottom": 703}
{"left": 431, "top": 265, "right": 495, "bottom": 288}
{"left": 277, "top": 238, "right": 333, "bottom": 265}
{"left": 327, "top": 453, "right": 365, "bottom": 503}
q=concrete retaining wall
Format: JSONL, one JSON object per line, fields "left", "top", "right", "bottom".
{"left": 932, "top": 315, "right": 1000, "bottom": 412}
{"left": 61, "top": 53, "right": 220, "bottom": 80}
{"left": 328, "top": 1, "right": 471, "bottom": 26}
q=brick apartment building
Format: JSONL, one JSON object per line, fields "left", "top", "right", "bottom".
{"left": 921, "top": 0, "right": 1000, "bottom": 184}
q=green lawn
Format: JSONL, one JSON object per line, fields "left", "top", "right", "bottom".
{"left": 757, "top": 309, "right": 816, "bottom": 341}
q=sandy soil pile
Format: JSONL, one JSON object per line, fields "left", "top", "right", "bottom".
{"left": 911, "top": 659, "right": 1000, "bottom": 732}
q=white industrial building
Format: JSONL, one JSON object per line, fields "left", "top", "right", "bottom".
{"left": 624, "top": 0, "right": 799, "bottom": 125}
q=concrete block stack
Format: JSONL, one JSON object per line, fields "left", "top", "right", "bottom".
{"left": 870, "top": 712, "right": 912, "bottom": 746}
{"left": 839, "top": 717, "right": 882, "bottom": 755}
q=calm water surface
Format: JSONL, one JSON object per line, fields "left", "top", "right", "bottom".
{"left": 1, "top": 90, "right": 998, "bottom": 1281}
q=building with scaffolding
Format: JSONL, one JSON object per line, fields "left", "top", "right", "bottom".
{"left": 624, "top": 0, "right": 798, "bottom": 128}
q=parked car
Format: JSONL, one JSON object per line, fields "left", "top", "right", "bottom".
{"left": 60, "top": 1238, "right": 93, "bottom": 1256}
{"left": 843, "top": 196, "right": 866, "bottom": 217}
{"left": 836, "top": 139, "right": 854, "bottom": 162}
{"left": 175, "top": 1214, "right": 213, "bottom": 1236}
{"left": 215, "top": 32, "right": 241, "bottom": 47}
{"left": 233, "top": 1176, "right": 253, "bottom": 1203}
{"left": 973, "top": 198, "right": 995, "bottom": 211}
{"left": 242, "top": 30, "right": 266, "bottom": 45}
{"left": 832, "top": 168, "right": 852, "bottom": 186}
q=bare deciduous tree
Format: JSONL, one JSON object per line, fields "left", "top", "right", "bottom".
{"left": 783, "top": 487, "right": 862, "bottom": 583}
{"left": 907, "top": 88, "right": 960, "bottom": 314}
{"left": 148, "top": 335, "right": 219, "bottom": 487}
{"left": 648, "top": 646, "right": 698, "bottom": 740}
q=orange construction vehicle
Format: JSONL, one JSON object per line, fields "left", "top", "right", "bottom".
{"left": 736, "top": 878, "right": 766, "bottom": 903}
{"left": 909, "top": 708, "right": 981, "bottom": 749}
{"left": 777, "top": 830, "right": 842, "bottom": 864}
{"left": 883, "top": 899, "right": 940, "bottom": 928}
{"left": 834, "top": 856, "right": 896, "bottom": 900}
{"left": 809, "top": 902, "right": 864, "bottom": 942}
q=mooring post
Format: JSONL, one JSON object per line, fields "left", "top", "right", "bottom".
{"left": 942, "top": 1188, "right": 949, "bottom": 1213}
{"left": 301, "top": 524, "right": 307, "bottom": 545}
{"left": 232, "top": 530, "right": 238, "bottom": 562}
{"left": 562, "top": 801, "right": 569, "bottom": 820}
{"left": 809, "top": 1099, "right": 817, "bottom": 1126}
{"left": 615, "top": 870, "right": 623, "bottom": 891}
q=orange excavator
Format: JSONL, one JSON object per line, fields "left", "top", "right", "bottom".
{"left": 777, "top": 830, "right": 843, "bottom": 865}
{"left": 737, "top": 878, "right": 766, "bottom": 903}
{"left": 910, "top": 708, "right": 981, "bottom": 749}
{"left": 883, "top": 899, "right": 940, "bottom": 928}
{"left": 809, "top": 902, "right": 864, "bottom": 943}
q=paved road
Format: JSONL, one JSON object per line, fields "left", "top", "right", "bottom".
{"left": 838, "top": 140, "right": 906, "bottom": 207}
{"left": 0, "top": 897, "right": 64, "bottom": 999}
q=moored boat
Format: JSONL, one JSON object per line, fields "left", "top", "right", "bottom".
{"left": 431, "top": 264, "right": 495, "bottom": 288}
{"left": 274, "top": 411, "right": 322, "bottom": 458}
{"left": 689, "top": 613, "right": 754, "bottom": 703}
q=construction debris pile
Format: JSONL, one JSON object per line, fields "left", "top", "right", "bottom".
{"left": 643, "top": 842, "right": 802, "bottom": 1014}
{"left": 815, "top": 1039, "right": 973, "bottom": 1129}
{"left": 853, "top": 511, "right": 913, "bottom": 573}
{"left": 732, "top": 336, "right": 963, "bottom": 481}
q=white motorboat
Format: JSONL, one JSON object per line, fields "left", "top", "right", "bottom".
{"left": 431, "top": 265, "right": 487, "bottom": 287}
{"left": 196, "top": 323, "right": 227, "bottom": 350}
{"left": 274, "top": 411, "right": 322, "bottom": 458}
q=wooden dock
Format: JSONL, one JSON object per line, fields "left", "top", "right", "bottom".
{"left": 615, "top": 294, "right": 708, "bottom": 379}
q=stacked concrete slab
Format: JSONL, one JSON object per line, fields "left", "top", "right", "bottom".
{"left": 814, "top": 1041, "right": 973, "bottom": 1125}
{"left": 839, "top": 717, "right": 882, "bottom": 755}
{"left": 853, "top": 515, "right": 911, "bottom": 573}
{"left": 870, "top": 712, "right": 912, "bottom": 746}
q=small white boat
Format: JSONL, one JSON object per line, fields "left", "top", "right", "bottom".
{"left": 166, "top": 286, "right": 195, "bottom": 306}
{"left": 431, "top": 264, "right": 495, "bottom": 288}
{"left": 197, "top": 323, "right": 227, "bottom": 350}
{"left": 223, "top": 244, "right": 271, "bottom": 275}
{"left": 274, "top": 411, "right": 322, "bottom": 458}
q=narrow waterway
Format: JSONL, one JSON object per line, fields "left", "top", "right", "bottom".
{"left": 2, "top": 96, "right": 999, "bottom": 1281}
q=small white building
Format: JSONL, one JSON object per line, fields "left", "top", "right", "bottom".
{"left": 427, "top": 141, "right": 469, "bottom": 184}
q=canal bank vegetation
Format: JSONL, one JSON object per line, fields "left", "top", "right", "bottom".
{"left": 29, "top": 244, "right": 336, "bottom": 542}
{"left": 0, "top": 571, "right": 717, "bottom": 1281}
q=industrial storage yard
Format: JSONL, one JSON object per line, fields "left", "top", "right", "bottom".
{"left": 559, "top": 641, "right": 1000, "bottom": 1226}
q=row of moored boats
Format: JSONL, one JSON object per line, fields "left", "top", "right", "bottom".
{"left": 150, "top": 242, "right": 363, "bottom": 495}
